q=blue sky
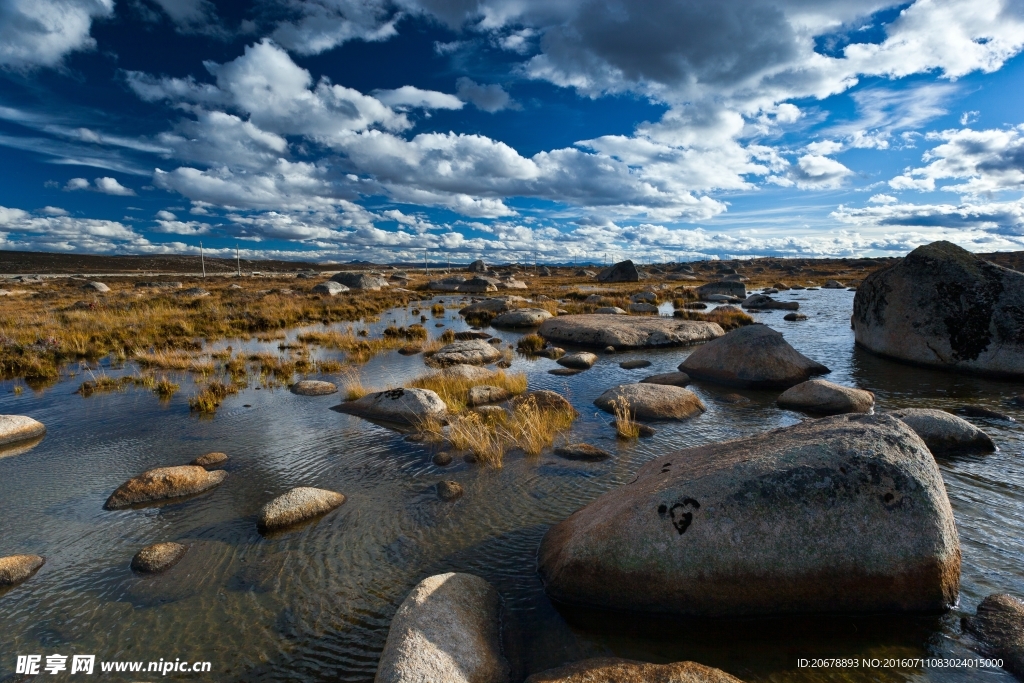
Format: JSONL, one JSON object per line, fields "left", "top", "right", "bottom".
{"left": 1, "top": 0, "right": 1024, "bottom": 263}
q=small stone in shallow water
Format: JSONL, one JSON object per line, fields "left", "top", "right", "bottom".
{"left": 549, "top": 368, "right": 582, "bottom": 376}
{"left": 464, "top": 453, "right": 478, "bottom": 464}
{"left": 716, "top": 393, "right": 750, "bottom": 404}
{"left": 957, "top": 406, "right": 1015, "bottom": 422}
{"left": 555, "top": 443, "right": 612, "bottom": 461}
{"left": 131, "top": 542, "right": 188, "bottom": 573}
{"left": 437, "top": 481, "right": 464, "bottom": 501}
{"left": 190, "top": 452, "right": 228, "bottom": 468}
{"left": 612, "top": 420, "right": 655, "bottom": 437}
{"left": 257, "top": 487, "right": 346, "bottom": 532}
{"left": 432, "top": 452, "right": 453, "bottom": 466}
{"left": 291, "top": 380, "right": 338, "bottom": 396}
{"left": 619, "top": 359, "right": 652, "bottom": 369}
{"left": 784, "top": 313, "right": 807, "bottom": 321}
{"left": 0, "top": 554, "right": 45, "bottom": 587}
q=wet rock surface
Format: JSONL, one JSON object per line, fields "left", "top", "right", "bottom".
{"left": 557, "top": 352, "right": 598, "bottom": 369}
{"left": 639, "top": 372, "right": 691, "bottom": 387}
{"left": 679, "top": 324, "right": 829, "bottom": 388}
{"left": 554, "top": 443, "right": 612, "bottom": 461}
{"left": 853, "top": 241, "right": 1024, "bottom": 378}
{"left": 538, "top": 414, "right": 960, "bottom": 617}
{"left": 437, "top": 481, "right": 464, "bottom": 501}
{"left": 431, "top": 340, "right": 503, "bottom": 366}
{"left": 257, "top": 487, "right": 346, "bottom": 532}
{"left": 375, "top": 572, "right": 510, "bottom": 683}
{"left": 105, "top": 466, "right": 227, "bottom": 509}
{"left": 190, "top": 451, "right": 228, "bottom": 468}
{"left": 131, "top": 542, "right": 188, "bottom": 573}
{"left": 539, "top": 314, "right": 723, "bottom": 349}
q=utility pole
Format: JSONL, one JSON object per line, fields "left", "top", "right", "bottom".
{"left": 424, "top": 250, "right": 428, "bottom": 274}
{"left": 200, "top": 241, "right": 206, "bottom": 278}
{"left": 236, "top": 244, "right": 241, "bottom": 277}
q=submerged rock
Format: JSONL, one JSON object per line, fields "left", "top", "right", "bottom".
{"left": 0, "top": 554, "right": 45, "bottom": 587}
{"left": 491, "top": 308, "right": 553, "bottom": 327}
{"left": 105, "top": 466, "right": 227, "bottom": 509}
{"left": 594, "top": 384, "right": 705, "bottom": 420}
{"left": 619, "top": 359, "right": 652, "bottom": 369}
{"left": 524, "top": 658, "right": 742, "bottom": 683}
{"left": 777, "top": 380, "right": 875, "bottom": 415}
{"left": 539, "top": 314, "right": 723, "bottom": 349}
{"left": 853, "top": 241, "right": 1024, "bottom": 378}
{"left": 459, "top": 296, "right": 530, "bottom": 316}
{"left": 190, "top": 451, "right": 228, "bottom": 468}
{"left": 888, "top": 408, "right": 996, "bottom": 455}
{"left": 557, "top": 352, "right": 598, "bottom": 370}
{"left": 538, "top": 414, "right": 960, "bottom": 617}
{"left": 0, "top": 415, "right": 46, "bottom": 447}
{"left": 431, "top": 340, "right": 503, "bottom": 366}
{"left": 337, "top": 388, "right": 447, "bottom": 426}
{"left": 437, "top": 481, "right": 464, "bottom": 501}
{"left": 957, "top": 405, "right": 1015, "bottom": 422}
{"left": 554, "top": 443, "right": 612, "bottom": 461}
{"left": 291, "top": 380, "right": 338, "bottom": 396}
{"left": 639, "top": 372, "right": 691, "bottom": 387}
{"left": 258, "top": 487, "right": 346, "bottom": 532}
{"left": 963, "top": 593, "right": 1024, "bottom": 678}
{"left": 131, "top": 542, "right": 188, "bottom": 573}
{"left": 375, "top": 572, "right": 510, "bottom": 683}
{"left": 679, "top": 324, "right": 829, "bottom": 388}
{"left": 597, "top": 260, "right": 640, "bottom": 283}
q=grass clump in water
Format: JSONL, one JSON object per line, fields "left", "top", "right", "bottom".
{"left": 188, "top": 380, "right": 239, "bottom": 413}
{"left": 611, "top": 397, "right": 640, "bottom": 439}
{"left": 672, "top": 306, "right": 753, "bottom": 331}
{"left": 409, "top": 369, "right": 527, "bottom": 413}
{"left": 431, "top": 303, "right": 446, "bottom": 316}
{"left": 516, "top": 333, "right": 546, "bottom": 355}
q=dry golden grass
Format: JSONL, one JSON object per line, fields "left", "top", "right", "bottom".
{"left": 516, "top": 333, "right": 546, "bottom": 354}
{"left": 611, "top": 397, "right": 641, "bottom": 439}
{"left": 418, "top": 394, "right": 576, "bottom": 467}
{"left": 295, "top": 329, "right": 411, "bottom": 363}
{"left": 188, "top": 379, "right": 239, "bottom": 413}
{"left": 431, "top": 303, "right": 446, "bottom": 316}
{"left": 409, "top": 369, "right": 527, "bottom": 413}
{"left": 673, "top": 306, "right": 754, "bottom": 331}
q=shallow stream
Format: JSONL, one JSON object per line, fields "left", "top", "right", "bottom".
{"left": 1, "top": 288, "right": 1022, "bottom": 682}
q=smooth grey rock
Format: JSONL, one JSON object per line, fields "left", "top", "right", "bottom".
{"left": 742, "top": 294, "right": 799, "bottom": 310}
{"left": 853, "top": 241, "right": 1024, "bottom": 378}
{"left": 628, "top": 303, "right": 659, "bottom": 314}
{"left": 459, "top": 297, "right": 530, "bottom": 316}
{"left": 105, "top": 466, "right": 227, "bottom": 509}
{"left": 431, "top": 340, "right": 503, "bottom": 366}
{"left": 258, "top": 487, "right": 345, "bottom": 532}
{"left": 698, "top": 281, "right": 746, "bottom": 299}
{"left": 597, "top": 260, "right": 640, "bottom": 283}
{"left": 777, "top": 380, "right": 875, "bottom": 415}
{"left": 312, "top": 280, "right": 349, "bottom": 296}
{"left": 491, "top": 308, "right": 553, "bottom": 327}
{"left": 439, "top": 365, "right": 496, "bottom": 382}
{"left": 84, "top": 281, "right": 110, "bottom": 292}
{"left": 963, "top": 593, "right": 1024, "bottom": 678}
{"left": 467, "top": 385, "right": 511, "bottom": 406}
{"left": 374, "top": 573, "right": 510, "bottom": 683}
{"left": 557, "top": 352, "right": 598, "bottom": 369}
{"left": 640, "top": 372, "right": 691, "bottom": 387}
{"left": 337, "top": 388, "right": 448, "bottom": 426}
{"left": 679, "top": 324, "right": 829, "bottom": 388}
{"left": 331, "top": 272, "right": 389, "bottom": 290}
{"left": 889, "top": 408, "right": 996, "bottom": 455}
{"left": 0, "top": 554, "right": 45, "bottom": 586}
{"left": 539, "top": 314, "right": 723, "bottom": 349}
{"left": 0, "top": 415, "right": 46, "bottom": 447}
{"left": 630, "top": 292, "right": 658, "bottom": 303}
{"left": 619, "top": 359, "right": 651, "bottom": 369}
{"left": 131, "top": 542, "right": 188, "bottom": 573}
{"left": 595, "top": 306, "right": 627, "bottom": 314}
{"left": 538, "top": 414, "right": 960, "bottom": 617}
{"left": 594, "top": 383, "right": 705, "bottom": 420}
{"left": 291, "top": 380, "right": 338, "bottom": 396}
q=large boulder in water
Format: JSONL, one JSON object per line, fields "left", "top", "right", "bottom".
{"left": 375, "top": 572, "right": 510, "bottom": 683}
{"left": 853, "top": 241, "right": 1024, "bottom": 378}
{"left": 963, "top": 593, "right": 1024, "bottom": 678}
{"left": 537, "top": 414, "right": 960, "bottom": 617}
{"left": 777, "top": 379, "right": 874, "bottom": 415}
{"left": 0, "top": 415, "right": 46, "bottom": 447}
{"left": 594, "top": 384, "right": 705, "bottom": 420}
{"left": 539, "top": 314, "right": 723, "bottom": 349}
{"left": 888, "top": 408, "right": 995, "bottom": 455}
{"left": 336, "top": 388, "right": 447, "bottom": 426}
{"left": 597, "top": 260, "right": 640, "bottom": 283}
{"left": 330, "top": 271, "right": 389, "bottom": 290}
{"left": 679, "top": 324, "right": 828, "bottom": 388}
{"left": 524, "top": 658, "right": 741, "bottom": 683}
{"left": 105, "top": 466, "right": 227, "bottom": 509}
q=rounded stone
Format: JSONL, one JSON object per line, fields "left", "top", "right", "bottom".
{"left": 0, "top": 415, "right": 46, "bottom": 447}
{"left": 336, "top": 388, "right": 448, "bottom": 426}
{"left": 594, "top": 383, "right": 705, "bottom": 420}
{"left": 679, "top": 324, "right": 829, "bottom": 388}
{"left": 513, "top": 390, "right": 578, "bottom": 416}
{"left": 889, "top": 408, "right": 996, "bottom": 455}
{"left": 639, "top": 372, "right": 691, "bottom": 387}
{"left": 312, "top": 281, "right": 349, "bottom": 296}
{"left": 467, "top": 385, "right": 511, "bottom": 406}
{"left": 190, "top": 451, "right": 228, "bottom": 468}
{"left": 131, "top": 542, "right": 188, "bottom": 573}
{"left": 432, "top": 452, "right": 454, "bottom": 467}
{"left": 784, "top": 313, "right": 807, "bottom": 321}
{"left": 431, "top": 340, "right": 503, "bottom": 366}
{"left": 437, "top": 481, "right": 464, "bottom": 501}
{"left": 491, "top": 308, "right": 553, "bottom": 328}
{"left": 375, "top": 573, "right": 510, "bottom": 683}
{"left": 257, "top": 487, "right": 346, "bottom": 532}
{"left": 557, "top": 352, "right": 598, "bottom": 369}
{"left": 554, "top": 444, "right": 612, "bottom": 462}
{"left": 0, "top": 554, "right": 45, "bottom": 587}
{"left": 291, "top": 379, "right": 338, "bottom": 396}
{"left": 619, "top": 359, "right": 651, "bottom": 369}
{"left": 963, "top": 593, "right": 1024, "bottom": 678}
{"left": 777, "top": 380, "right": 875, "bottom": 415}
{"left": 105, "top": 466, "right": 227, "bottom": 509}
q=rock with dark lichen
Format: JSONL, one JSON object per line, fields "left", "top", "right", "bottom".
{"left": 538, "top": 414, "right": 960, "bottom": 617}
{"left": 131, "top": 542, "right": 188, "bottom": 573}
{"left": 853, "top": 241, "right": 1024, "bottom": 378}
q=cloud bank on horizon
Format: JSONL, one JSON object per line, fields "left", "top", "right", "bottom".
{"left": 1, "top": 0, "right": 1024, "bottom": 262}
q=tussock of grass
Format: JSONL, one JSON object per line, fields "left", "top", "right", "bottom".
{"left": 134, "top": 349, "right": 215, "bottom": 374}
{"left": 409, "top": 369, "right": 527, "bottom": 413}
{"left": 431, "top": 303, "right": 445, "bottom": 316}
{"left": 189, "top": 380, "right": 239, "bottom": 413}
{"left": 419, "top": 395, "right": 576, "bottom": 468}
{"left": 516, "top": 333, "right": 546, "bottom": 354}
{"left": 612, "top": 397, "right": 640, "bottom": 439}
{"left": 77, "top": 373, "right": 130, "bottom": 396}
{"left": 383, "top": 324, "right": 428, "bottom": 340}
{"left": 673, "top": 307, "right": 754, "bottom": 331}
{"left": 154, "top": 376, "right": 179, "bottom": 398}
{"left": 296, "top": 330, "right": 411, "bottom": 363}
